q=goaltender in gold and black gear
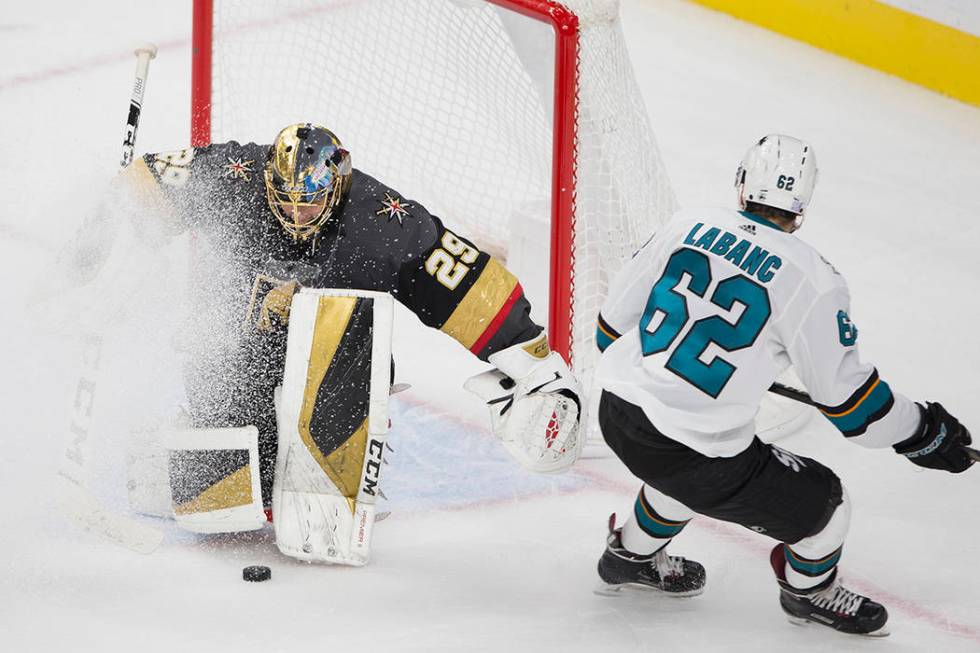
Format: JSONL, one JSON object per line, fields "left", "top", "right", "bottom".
{"left": 124, "top": 123, "right": 560, "bottom": 502}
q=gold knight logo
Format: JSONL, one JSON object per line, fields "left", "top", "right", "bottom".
{"left": 376, "top": 192, "right": 412, "bottom": 225}
{"left": 224, "top": 156, "right": 255, "bottom": 181}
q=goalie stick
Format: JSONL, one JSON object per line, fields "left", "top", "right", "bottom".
{"left": 768, "top": 382, "right": 980, "bottom": 463}
{"left": 121, "top": 45, "right": 156, "bottom": 167}
{"left": 57, "top": 44, "right": 165, "bottom": 554}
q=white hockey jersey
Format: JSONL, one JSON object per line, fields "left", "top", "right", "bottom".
{"left": 595, "top": 207, "right": 921, "bottom": 457}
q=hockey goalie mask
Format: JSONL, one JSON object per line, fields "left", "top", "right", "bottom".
{"left": 265, "top": 123, "right": 352, "bottom": 241}
{"left": 735, "top": 134, "right": 818, "bottom": 216}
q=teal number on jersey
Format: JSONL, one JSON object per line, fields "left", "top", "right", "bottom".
{"left": 639, "top": 248, "right": 710, "bottom": 354}
{"left": 640, "top": 248, "right": 772, "bottom": 397}
{"left": 837, "top": 310, "right": 858, "bottom": 346}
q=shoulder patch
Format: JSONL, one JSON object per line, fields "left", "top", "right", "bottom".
{"left": 223, "top": 156, "right": 255, "bottom": 181}
{"left": 376, "top": 192, "right": 412, "bottom": 226}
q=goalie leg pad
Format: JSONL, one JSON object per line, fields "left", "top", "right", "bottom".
{"left": 168, "top": 426, "right": 267, "bottom": 534}
{"left": 273, "top": 289, "right": 393, "bottom": 566}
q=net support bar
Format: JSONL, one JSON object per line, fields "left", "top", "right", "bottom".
{"left": 487, "top": 0, "right": 580, "bottom": 364}
{"left": 191, "top": 0, "right": 213, "bottom": 147}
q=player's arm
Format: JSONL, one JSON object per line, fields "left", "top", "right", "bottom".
{"left": 52, "top": 147, "right": 197, "bottom": 301}
{"left": 122, "top": 142, "right": 255, "bottom": 235}
{"left": 118, "top": 148, "right": 201, "bottom": 235}
{"left": 395, "top": 218, "right": 539, "bottom": 359}
{"left": 786, "top": 286, "right": 972, "bottom": 473}
{"left": 394, "top": 214, "right": 583, "bottom": 472}
{"left": 596, "top": 233, "right": 660, "bottom": 352}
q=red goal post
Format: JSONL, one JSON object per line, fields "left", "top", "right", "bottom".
{"left": 189, "top": 0, "right": 676, "bottom": 421}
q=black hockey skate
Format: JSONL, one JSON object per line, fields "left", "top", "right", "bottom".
{"left": 595, "top": 514, "right": 706, "bottom": 597}
{"left": 770, "top": 545, "right": 889, "bottom": 637}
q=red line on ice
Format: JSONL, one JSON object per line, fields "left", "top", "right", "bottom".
{"left": 0, "top": 37, "right": 188, "bottom": 91}
{"left": 0, "top": 3, "right": 358, "bottom": 93}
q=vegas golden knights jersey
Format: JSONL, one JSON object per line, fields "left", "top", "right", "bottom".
{"left": 130, "top": 141, "right": 541, "bottom": 359}
{"left": 125, "top": 141, "right": 544, "bottom": 501}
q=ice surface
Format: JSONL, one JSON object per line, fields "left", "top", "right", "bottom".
{"left": 883, "top": 0, "right": 980, "bottom": 37}
{"left": 1, "top": 1, "right": 979, "bottom": 651}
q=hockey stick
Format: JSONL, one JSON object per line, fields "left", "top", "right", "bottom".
{"left": 121, "top": 45, "right": 157, "bottom": 168}
{"left": 56, "top": 44, "right": 165, "bottom": 554}
{"left": 768, "top": 382, "right": 980, "bottom": 463}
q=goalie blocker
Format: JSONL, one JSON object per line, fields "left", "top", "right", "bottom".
{"left": 273, "top": 288, "right": 393, "bottom": 566}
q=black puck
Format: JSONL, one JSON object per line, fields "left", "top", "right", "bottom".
{"left": 242, "top": 565, "right": 271, "bottom": 582}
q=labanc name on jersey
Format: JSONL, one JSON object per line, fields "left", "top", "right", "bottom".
{"left": 681, "top": 217, "right": 783, "bottom": 284}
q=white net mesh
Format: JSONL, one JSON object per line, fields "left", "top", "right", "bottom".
{"left": 206, "top": 0, "right": 677, "bottom": 429}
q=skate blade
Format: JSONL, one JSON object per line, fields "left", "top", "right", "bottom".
{"left": 786, "top": 616, "right": 890, "bottom": 638}
{"left": 594, "top": 580, "right": 704, "bottom": 598}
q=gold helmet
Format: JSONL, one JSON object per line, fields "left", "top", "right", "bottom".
{"left": 264, "top": 123, "right": 352, "bottom": 240}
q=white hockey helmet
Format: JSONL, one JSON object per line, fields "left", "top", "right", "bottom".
{"left": 735, "top": 134, "right": 818, "bottom": 215}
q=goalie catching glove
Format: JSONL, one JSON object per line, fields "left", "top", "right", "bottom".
{"left": 465, "top": 335, "right": 583, "bottom": 473}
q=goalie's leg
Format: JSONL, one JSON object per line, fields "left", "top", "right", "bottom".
{"left": 273, "top": 289, "right": 393, "bottom": 566}
{"left": 182, "top": 333, "right": 285, "bottom": 506}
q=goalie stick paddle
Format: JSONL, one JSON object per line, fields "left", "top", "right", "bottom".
{"left": 56, "top": 44, "right": 165, "bottom": 554}
{"left": 768, "top": 382, "right": 980, "bottom": 463}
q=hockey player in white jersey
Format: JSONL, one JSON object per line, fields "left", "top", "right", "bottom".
{"left": 592, "top": 134, "right": 974, "bottom": 636}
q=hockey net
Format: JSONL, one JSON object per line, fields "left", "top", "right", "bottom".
{"left": 191, "top": 0, "right": 678, "bottom": 430}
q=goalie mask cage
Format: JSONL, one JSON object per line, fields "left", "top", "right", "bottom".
{"left": 191, "top": 0, "right": 676, "bottom": 418}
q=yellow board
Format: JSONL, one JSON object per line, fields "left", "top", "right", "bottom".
{"left": 687, "top": 0, "right": 980, "bottom": 107}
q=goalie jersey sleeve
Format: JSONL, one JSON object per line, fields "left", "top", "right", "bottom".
{"left": 333, "top": 172, "right": 542, "bottom": 361}
{"left": 217, "top": 159, "right": 543, "bottom": 362}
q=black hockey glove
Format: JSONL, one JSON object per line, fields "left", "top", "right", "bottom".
{"left": 893, "top": 402, "right": 973, "bottom": 473}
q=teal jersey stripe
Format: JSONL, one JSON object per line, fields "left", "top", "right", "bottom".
{"left": 634, "top": 498, "right": 687, "bottom": 539}
{"left": 823, "top": 379, "right": 894, "bottom": 434}
{"left": 596, "top": 314, "right": 619, "bottom": 352}
{"left": 596, "top": 325, "right": 614, "bottom": 352}
{"left": 786, "top": 546, "right": 842, "bottom": 576}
